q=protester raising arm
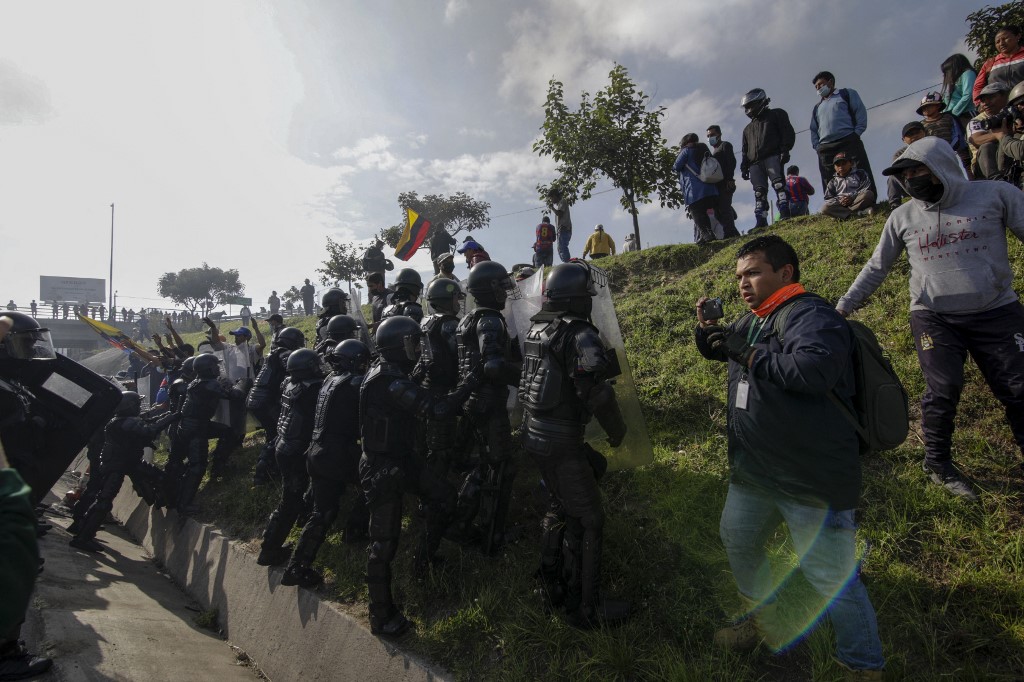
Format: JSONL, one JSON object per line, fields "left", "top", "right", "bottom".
{"left": 164, "top": 316, "right": 186, "bottom": 348}
{"left": 250, "top": 318, "right": 266, "bottom": 355}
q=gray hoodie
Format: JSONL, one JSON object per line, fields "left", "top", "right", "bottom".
{"left": 837, "top": 137, "right": 1024, "bottom": 315}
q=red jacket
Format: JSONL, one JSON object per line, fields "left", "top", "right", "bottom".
{"left": 973, "top": 47, "right": 1024, "bottom": 104}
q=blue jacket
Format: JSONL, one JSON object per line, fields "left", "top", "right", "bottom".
{"left": 810, "top": 88, "right": 868, "bottom": 148}
{"left": 694, "top": 294, "right": 861, "bottom": 509}
{"left": 673, "top": 147, "right": 718, "bottom": 206}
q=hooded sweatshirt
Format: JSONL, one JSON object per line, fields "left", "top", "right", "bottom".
{"left": 837, "top": 137, "right": 1024, "bottom": 315}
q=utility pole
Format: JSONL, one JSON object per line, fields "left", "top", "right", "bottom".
{"left": 109, "top": 203, "right": 115, "bottom": 317}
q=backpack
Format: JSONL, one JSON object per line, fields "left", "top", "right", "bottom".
{"left": 698, "top": 153, "right": 724, "bottom": 184}
{"left": 767, "top": 295, "right": 910, "bottom": 454}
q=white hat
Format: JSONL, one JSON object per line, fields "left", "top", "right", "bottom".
{"left": 594, "top": 224, "right": 604, "bottom": 231}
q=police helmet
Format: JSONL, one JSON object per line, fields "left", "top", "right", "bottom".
{"left": 1010, "top": 81, "right": 1024, "bottom": 107}
{"left": 325, "top": 314, "right": 359, "bottom": 342}
{"left": 741, "top": 88, "right": 769, "bottom": 119}
{"left": 327, "top": 339, "right": 371, "bottom": 374}
{"left": 374, "top": 316, "right": 423, "bottom": 367}
{"left": 466, "top": 260, "right": 514, "bottom": 308}
{"left": 193, "top": 353, "right": 222, "bottom": 379}
{"left": 275, "top": 326, "right": 306, "bottom": 351}
{"left": 115, "top": 391, "right": 143, "bottom": 417}
{"left": 0, "top": 311, "right": 55, "bottom": 360}
{"left": 544, "top": 261, "right": 599, "bottom": 316}
{"left": 180, "top": 356, "right": 196, "bottom": 380}
{"left": 285, "top": 348, "right": 323, "bottom": 380}
{"left": 425, "top": 279, "right": 464, "bottom": 315}
{"left": 394, "top": 268, "right": 424, "bottom": 298}
{"left": 321, "top": 287, "right": 350, "bottom": 313}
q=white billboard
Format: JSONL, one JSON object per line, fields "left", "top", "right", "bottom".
{"left": 40, "top": 276, "right": 106, "bottom": 303}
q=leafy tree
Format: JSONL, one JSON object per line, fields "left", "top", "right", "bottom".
{"left": 533, "top": 64, "right": 682, "bottom": 244}
{"left": 966, "top": 2, "right": 1024, "bottom": 68}
{"left": 378, "top": 191, "right": 491, "bottom": 248}
{"left": 157, "top": 263, "right": 244, "bottom": 315}
{"left": 281, "top": 286, "right": 302, "bottom": 309}
{"left": 317, "top": 237, "right": 366, "bottom": 287}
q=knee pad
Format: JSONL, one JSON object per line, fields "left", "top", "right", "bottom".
{"left": 772, "top": 180, "right": 787, "bottom": 197}
{"left": 753, "top": 188, "right": 767, "bottom": 201}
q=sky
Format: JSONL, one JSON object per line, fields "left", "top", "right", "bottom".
{"left": 0, "top": 0, "right": 986, "bottom": 315}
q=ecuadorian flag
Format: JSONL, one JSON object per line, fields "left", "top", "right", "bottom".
{"left": 394, "top": 208, "right": 431, "bottom": 261}
{"left": 77, "top": 314, "right": 138, "bottom": 353}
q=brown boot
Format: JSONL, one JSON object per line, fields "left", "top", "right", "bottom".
{"left": 713, "top": 597, "right": 781, "bottom": 652}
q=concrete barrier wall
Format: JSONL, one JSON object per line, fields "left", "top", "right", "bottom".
{"left": 112, "top": 487, "right": 448, "bottom": 682}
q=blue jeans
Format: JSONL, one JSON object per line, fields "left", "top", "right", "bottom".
{"left": 557, "top": 229, "right": 572, "bottom": 263}
{"left": 719, "top": 482, "right": 884, "bottom": 671}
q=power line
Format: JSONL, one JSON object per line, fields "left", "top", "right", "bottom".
{"left": 490, "top": 81, "right": 943, "bottom": 221}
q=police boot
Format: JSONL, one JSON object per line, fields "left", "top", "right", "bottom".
{"left": 367, "top": 562, "right": 411, "bottom": 636}
{"left": 176, "top": 471, "right": 204, "bottom": 516}
{"left": 257, "top": 512, "right": 294, "bottom": 566}
{"left": 713, "top": 596, "right": 781, "bottom": 652}
{"left": 535, "top": 566, "right": 567, "bottom": 614}
{"left": 252, "top": 444, "right": 280, "bottom": 487}
{"left": 280, "top": 561, "right": 323, "bottom": 589}
{"left": 565, "top": 532, "right": 629, "bottom": 628}
{"left": 69, "top": 536, "right": 106, "bottom": 553}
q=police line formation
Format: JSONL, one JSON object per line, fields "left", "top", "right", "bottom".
{"left": 8, "top": 37, "right": 1024, "bottom": 678}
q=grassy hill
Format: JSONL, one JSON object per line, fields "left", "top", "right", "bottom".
{"left": 172, "top": 214, "right": 1024, "bottom": 681}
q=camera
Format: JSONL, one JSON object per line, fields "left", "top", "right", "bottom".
{"left": 979, "top": 107, "right": 1023, "bottom": 131}
{"left": 700, "top": 298, "right": 724, "bottom": 321}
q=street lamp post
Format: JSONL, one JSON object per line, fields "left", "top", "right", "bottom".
{"left": 109, "top": 203, "right": 115, "bottom": 319}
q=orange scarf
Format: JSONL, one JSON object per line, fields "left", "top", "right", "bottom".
{"left": 752, "top": 283, "right": 806, "bottom": 318}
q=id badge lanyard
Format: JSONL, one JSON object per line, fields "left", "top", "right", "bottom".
{"left": 736, "top": 316, "right": 766, "bottom": 411}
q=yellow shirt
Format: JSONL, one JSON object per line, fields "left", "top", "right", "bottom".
{"left": 583, "top": 231, "right": 615, "bottom": 257}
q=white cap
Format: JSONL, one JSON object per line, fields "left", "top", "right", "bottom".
{"left": 595, "top": 224, "right": 604, "bottom": 231}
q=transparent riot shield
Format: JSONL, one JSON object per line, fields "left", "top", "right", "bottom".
{"left": 583, "top": 264, "right": 654, "bottom": 470}
{"left": 347, "top": 284, "right": 375, "bottom": 351}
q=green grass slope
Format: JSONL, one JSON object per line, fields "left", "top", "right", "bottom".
{"left": 175, "top": 215, "right": 1024, "bottom": 681}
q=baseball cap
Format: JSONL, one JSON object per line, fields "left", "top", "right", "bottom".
{"left": 832, "top": 151, "right": 854, "bottom": 164}
{"left": 882, "top": 157, "right": 925, "bottom": 176}
{"left": 979, "top": 82, "right": 1010, "bottom": 98}
{"left": 902, "top": 121, "right": 925, "bottom": 138}
{"left": 228, "top": 327, "right": 252, "bottom": 338}
{"left": 457, "top": 240, "right": 482, "bottom": 253}
{"left": 265, "top": 313, "right": 283, "bottom": 324}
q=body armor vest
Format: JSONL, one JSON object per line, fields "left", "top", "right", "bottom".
{"left": 180, "top": 378, "right": 224, "bottom": 430}
{"left": 381, "top": 300, "right": 424, "bottom": 324}
{"left": 100, "top": 416, "right": 157, "bottom": 468}
{"left": 456, "top": 308, "right": 511, "bottom": 411}
{"left": 276, "top": 378, "right": 322, "bottom": 445}
{"left": 311, "top": 371, "right": 362, "bottom": 447}
{"left": 247, "top": 348, "right": 287, "bottom": 411}
{"left": 418, "top": 314, "right": 459, "bottom": 390}
{"left": 360, "top": 360, "right": 414, "bottom": 456}
{"left": 168, "top": 378, "right": 189, "bottom": 413}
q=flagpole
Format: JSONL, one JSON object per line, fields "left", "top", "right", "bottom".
{"left": 109, "top": 203, "right": 115, "bottom": 319}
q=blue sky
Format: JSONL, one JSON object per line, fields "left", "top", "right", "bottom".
{"left": 0, "top": 0, "right": 984, "bottom": 313}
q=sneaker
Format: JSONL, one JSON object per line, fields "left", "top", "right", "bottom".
{"left": 69, "top": 537, "right": 106, "bottom": 553}
{"left": 924, "top": 464, "right": 978, "bottom": 501}
{"left": 0, "top": 641, "right": 52, "bottom": 681}
{"left": 713, "top": 616, "right": 761, "bottom": 651}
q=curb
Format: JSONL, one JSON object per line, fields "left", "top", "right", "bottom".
{"left": 112, "top": 486, "right": 449, "bottom": 682}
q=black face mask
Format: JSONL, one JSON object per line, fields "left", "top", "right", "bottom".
{"left": 905, "top": 174, "right": 944, "bottom": 203}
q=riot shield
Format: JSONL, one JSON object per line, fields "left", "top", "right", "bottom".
{"left": 347, "top": 284, "right": 375, "bottom": 351}
{"left": 583, "top": 264, "right": 654, "bottom": 470}
{"left": 1, "top": 353, "right": 121, "bottom": 499}
{"left": 504, "top": 268, "right": 545, "bottom": 418}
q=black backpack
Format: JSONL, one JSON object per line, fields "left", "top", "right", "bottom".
{"left": 765, "top": 296, "right": 909, "bottom": 454}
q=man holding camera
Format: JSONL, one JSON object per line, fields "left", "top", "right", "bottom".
{"left": 694, "top": 235, "right": 884, "bottom": 680}
{"left": 990, "top": 81, "right": 1024, "bottom": 187}
{"left": 967, "top": 82, "right": 1011, "bottom": 179}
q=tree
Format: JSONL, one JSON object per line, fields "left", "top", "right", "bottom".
{"left": 317, "top": 237, "right": 365, "bottom": 287}
{"left": 533, "top": 64, "right": 682, "bottom": 244}
{"left": 378, "top": 191, "right": 491, "bottom": 248}
{"left": 966, "top": 3, "right": 1024, "bottom": 68}
{"left": 281, "top": 286, "right": 302, "bottom": 310}
{"left": 157, "top": 263, "right": 244, "bottom": 315}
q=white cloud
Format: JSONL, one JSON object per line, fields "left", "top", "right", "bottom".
{"left": 0, "top": 59, "right": 52, "bottom": 124}
{"left": 444, "top": 0, "right": 468, "bottom": 23}
{"left": 456, "top": 126, "right": 497, "bottom": 139}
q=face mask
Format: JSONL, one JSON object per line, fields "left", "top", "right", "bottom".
{"left": 906, "top": 174, "right": 944, "bottom": 203}
{"left": 708, "top": 135, "right": 720, "bottom": 146}
{"left": 817, "top": 85, "right": 832, "bottom": 98}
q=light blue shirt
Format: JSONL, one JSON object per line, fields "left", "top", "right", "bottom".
{"left": 810, "top": 88, "right": 867, "bottom": 148}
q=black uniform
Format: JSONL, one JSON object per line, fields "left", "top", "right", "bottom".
{"left": 415, "top": 312, "right": 461, "bottom": 477}
{"left": 359, "top": 359, "right": 464, "bottom": 635}
{"left": 370, "top": 288, "right": 394, "bottom": 324}
{"left": 247, "top": 346, "right": 290, "bottom": 482}
{"left": 450, "top": 306, "right": 521, "bottom": 552}
{"left": 73, "top": 410, "right": 178, "bottom": 543}
{"left": 519, "top": 311, "right": 627, "bottom": 626}
{"left": 160, "top": 375, "right": 191, "bottom": 504}
{"left": 258, "top": 373, "right": 323, "bottom": 557}
{"left": 381, "top": 298, "right": 424, "bottom": 324}
{"left": 175, "top": 377, "right": 242, "bottom": 513}
{"left": 288, "top": 368, "right": 368, "bottom": 576}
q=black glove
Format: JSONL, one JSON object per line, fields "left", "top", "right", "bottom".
{"left": 707, "top": 327, "right": 756, "bottom": 366}
{"left": 780, "top": 151, "right": 790, "bottom": 165}
{"left": 741, "top": 168, "right": 750, "bottom": 181}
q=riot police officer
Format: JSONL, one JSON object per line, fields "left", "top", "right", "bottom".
{"left": 313, "top": 314, "right": 360, "bottom": 357}
{"left": 70, "top": 392, "right": 179, "bottom": 552}
{"left": 315, "top": 288, "right": 350, "bottom": 343}
{"left": 519, "top": 261, "right": 629, "bottom": 628}
{"left": 175, "top": 354, "right": 244, "bottom": 514}
{"left": 416, "top": 279, "right": 464, "bottom": 480}
{"left": 281, "top": 339, "right": 372, "bottom": 588}
{"left": 359, "top": 316, "right": 470, "bottom": 636}
{"left": 450, "top": 261, "right": 521, "bottom": 554}
{"left": 380, "top": 268, "right": 424, "bottom": 323}
{"left": 248, "top": 327, "right": 306, "bottom": 486}
{"left": 160, "top": 355, "right": 195, "bottom": 504}
{"left": 257, "top": 348, "right": 324, "bottom": 566}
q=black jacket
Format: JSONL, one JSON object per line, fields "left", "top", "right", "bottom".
{"left": 741, "top": 108, "right": 796, "bottom": 169}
